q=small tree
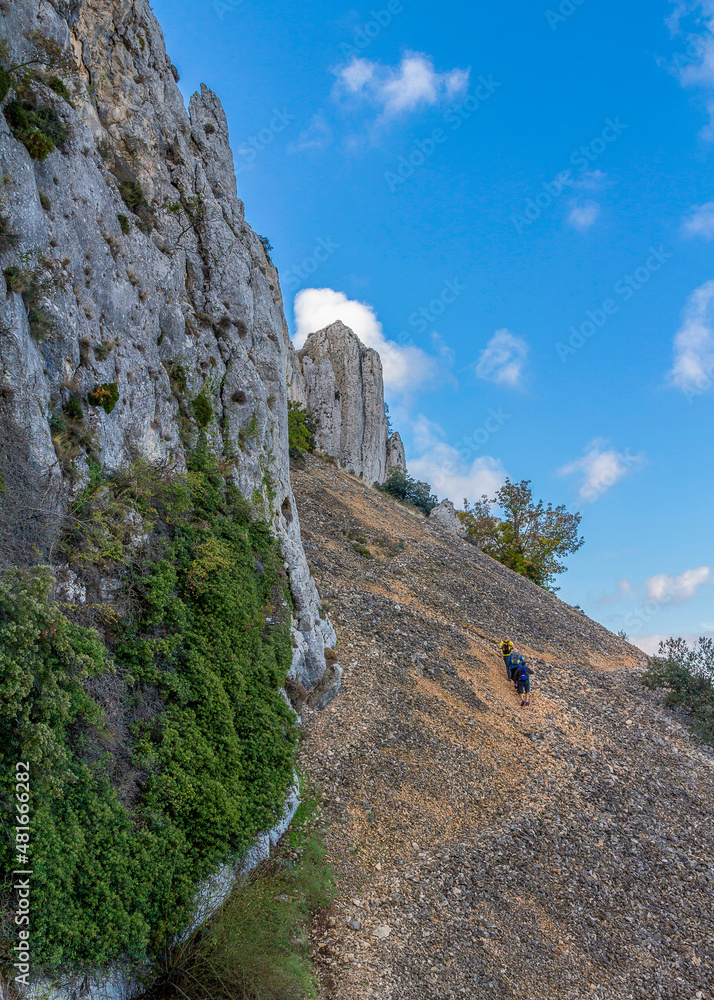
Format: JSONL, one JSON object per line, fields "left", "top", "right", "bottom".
{"left": 459, "top": 478, "right": 583, "bottom": 591}
{"left": 458, "top": 496, "right": 499, "bottom": 547}
{"left": 376, "top": 469, "right": 438, "bottom": 515}
{"left": 287, "top": 401, "right": 316, "bottom": 456}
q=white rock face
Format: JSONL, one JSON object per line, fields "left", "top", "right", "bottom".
{"left": 0, "top": 0, "right": 333, "bottom": 685}
{"left": 2, "top": 1, "right": 338, "bottom": 996}
{"left": 294, "top": 321, "right": 389, "bottom": 483}
{"left": 386, "top": 431, "right": 406, "bottom": 473}
{"left": 430, "top": 499, "right": 467, "bottom": 537}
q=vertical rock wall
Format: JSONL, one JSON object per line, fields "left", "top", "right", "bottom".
{"left": 293, "top": 320, "right": 391, "bottom": 483}
{"left": 0, "top": 0, "right": 333, "bottom": 687}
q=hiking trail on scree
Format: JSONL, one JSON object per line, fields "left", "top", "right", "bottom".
{"left": 292, "top": 455, "right": 714, "bottom": 1000}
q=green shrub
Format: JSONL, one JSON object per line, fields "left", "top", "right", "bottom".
{"left": 87, "top": 382, "right": 119, "bottom": 414}
{"left": 192, "top": 386, "right": 213, "bottom": 428}
{"left": 118, "top": 179, "right": 146, "bottom": 212}
{"left": 287, "top": 401, "right": 315, "bottom": 455}
{"left": 143, "top": 795, "right": 334, "bottom": 1000}
{"left": 47, "top": 75, "right": 72, "bottom": 103}
{"left": 642, "top": 636, "right": 714, "bottom": 743}
{"left": 4, "top": 99, "right": 70, "bottom": 160}
{"left": 0, "top": 65, "right": 11, "bottom": 103}
{"left": 3, "top": 263, "right": 22, "bottom": 293}
{"left": 63, "top": 395, "right": 83, "bottom": 421}
{"left": 165, "top": 360, "right": 187, "bottom": 395}
{"left": 376, "top": 468, "right": 438, "bottom": 515}
{"left": 351, "top": 541, "right": 372, "bottom": 559}
{"left": 0, "top": 454, "right": 298, "bottom": 970}
{"left": 117, "top": 213, "right": 131, "bottom": 234}
{"left": 258, "top": 234, "right": 273, "bottom": 261}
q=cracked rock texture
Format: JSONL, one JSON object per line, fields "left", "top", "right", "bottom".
{"left": 386, "top": 430, "right": 406, "bottom": 473}
{"left": 292, "top": 321, "right": 390, "bottom": 484}
{"left": 0, "top": 0, "right": 333, "bottom": 686}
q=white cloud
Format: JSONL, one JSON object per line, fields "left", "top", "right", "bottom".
{"left": 596, "top": 578, "right": 635, "bottom": 605}
{"left": 332, "top": 51, "right": 469, "bottom": 119}
{"left": 559, "top": 439, "right": 646, "bottom": 502}
{"left": 567, "top": 200, "right": 601, "bottom": 231}
{"left": 666, "top": 2, "right": 714, "bottom": 137}
{"left": 572, "top": 170, "right": 608, "bottom": 191}
{"left": 633, "top": 626, "right": 714, "bottom": 654}
{"left": 293, "top": 288, "right": 439, "bottom": 392}
{"left": 669, "top": 279, "right": 714, "bottom": 392}
{"left": 474, "top": 329, "right": 528, "bottom": 388}
{"left": 287, "top": 112, "right": 333, "bottom": 154}
{"left": 407, "top": 415, "right": 507, "bottom": 503}
{"left": 645, "top": 565, "right": 711, "bottom": 602}
{"left": 682, "top": 200, "right": 714, "bottom": 238}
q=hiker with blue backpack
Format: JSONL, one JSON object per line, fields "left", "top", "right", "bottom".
{"left": 503, "top": 645, "right": 535, "bottom": 707}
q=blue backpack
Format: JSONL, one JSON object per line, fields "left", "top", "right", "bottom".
{"left": 508, "top": 652, "right": 528, "bottom": 682}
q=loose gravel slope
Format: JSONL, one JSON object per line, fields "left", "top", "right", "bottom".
{"left": 291, "top": 457, "right": 714, "bottom": 1000}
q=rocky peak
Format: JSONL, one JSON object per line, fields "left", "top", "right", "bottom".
{"left": 386, "top": 431, "right": 406, "bottom": 473}
{"left": 295, "top": 320, "right": 389, "bottom": 484}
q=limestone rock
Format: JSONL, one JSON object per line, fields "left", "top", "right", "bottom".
{"left": 0, "top": 0, "right": 333, "bottom": 688}
{"left": 386, "top": 431, "right": 406, "bottom": 473}
{"left": 296, "top": 321, "right": 388, "bottom": 483}
{"left": 430, "top": 499, "right": 466, "bottom": 537}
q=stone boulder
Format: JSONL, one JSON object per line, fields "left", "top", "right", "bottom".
{"left": 430, "top": 499, "right": 466, "bottom": 537}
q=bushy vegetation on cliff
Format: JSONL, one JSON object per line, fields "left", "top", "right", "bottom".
{"left": 0, "top": 453, "right": 297, "bottom": 970}
{"left": 376, "top": 467, "right": 438, "bottom": 515}
{"left": 287, "top": 400, "right": 316, "bottom": 457}
{"left": 642, "top": 636, "right": 714, "bottom": 743}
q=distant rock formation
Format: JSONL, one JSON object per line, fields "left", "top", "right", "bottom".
{"left": 293, "top": 321, "right": 391, "bottom": 483}
{"left": 430, "top": 499, "right": 466, "bottom": 537}
{"left": 386, "top": 431, "right": 406, "bottom": 474}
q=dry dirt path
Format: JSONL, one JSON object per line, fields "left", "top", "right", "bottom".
{"left": 291, "top": 457, "right": 714, "bottom": 1000}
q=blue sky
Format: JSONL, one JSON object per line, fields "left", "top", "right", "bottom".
{"left": 151, "top": 0, "right": 714, "bottom": 652}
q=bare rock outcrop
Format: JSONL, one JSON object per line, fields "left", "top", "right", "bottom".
{"left": 386, "top": 430, "right": 406, "bottom": 473}
{"left": 0, "top": 0, "right": 333, "bottom": 686}
{"left": 430, "top": 498, "right": 466, "bottom": 536}
{"left": 295, "top": 321, "right": 388, "bottom": 483}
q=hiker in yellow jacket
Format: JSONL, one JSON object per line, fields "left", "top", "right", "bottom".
{"left": 499, "top": 639, "right": 514, "bottom": 681}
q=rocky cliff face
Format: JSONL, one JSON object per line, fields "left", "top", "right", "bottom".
{"left": 291, "top": 320, "right": 396, "bottom": 484}
{"left": 0, "top": 0, "right": 333, "bottom": 686}
{"left": 386, "top": 430, "right": 406, "bottom": 473}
